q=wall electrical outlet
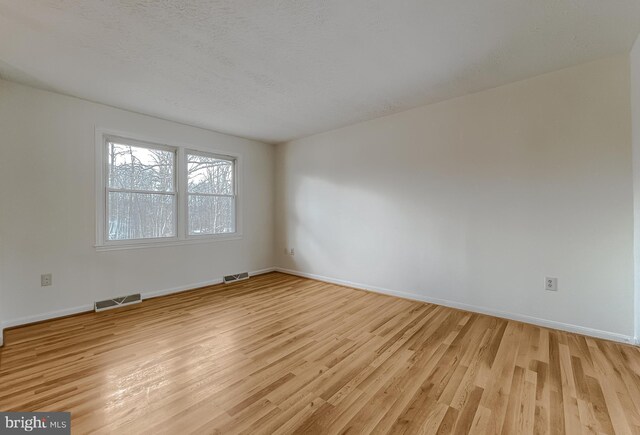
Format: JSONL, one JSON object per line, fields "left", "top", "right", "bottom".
{"left": 545, "top": 277, "right": 557, "bottom": 291}
{"left": 290, "top": 248, "right": 295, "bottom": 256}
{"left": 41, "top": 273, "right": 52, "bottom": 287}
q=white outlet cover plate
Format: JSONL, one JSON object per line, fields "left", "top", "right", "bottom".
{"left": 41, "top": 274, "right": 52, "bottom": 286}
{"left": 545, "top": 277, "right": 557, "bottom": 291}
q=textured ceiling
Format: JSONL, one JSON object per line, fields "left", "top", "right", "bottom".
{"left": 1, "top": 1, "right": 640, "bottom": 143}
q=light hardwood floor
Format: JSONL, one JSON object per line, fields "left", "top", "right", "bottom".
{"left": 1, "top": 272, "right": 639, "bottom": 434}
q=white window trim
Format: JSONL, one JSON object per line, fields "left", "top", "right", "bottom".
{"left": 95, "top": 128, "right": 243, "bottom": 251}
{"left": 184, "top": 149, "right": 238, "bottom": 238}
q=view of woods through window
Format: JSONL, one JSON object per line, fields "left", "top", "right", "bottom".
{"left": 106, "top": 139, "right": 235, "bottom": 242}
{"left": 107, "top": 142, "right": 176, "bottom": 240}
{"left": 187, "top": 153, "right": 235, "bottom": 235}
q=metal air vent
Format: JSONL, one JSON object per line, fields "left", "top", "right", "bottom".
{"left": 95, "top": 294, "right": 141, "bottom": 312}
{"left": 224, "top": 272, "right": 250, "bottom": 284}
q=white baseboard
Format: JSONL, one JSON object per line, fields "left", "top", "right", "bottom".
{"left": 141, "top": 278, "right": 224, "bottom": 300}
{"left": 275, "top": 267, "right": 637, "bottom": 346}
{"left": 250, "top": 267, "right": 277, "bottom": 276}
{"left": 2, "top": 266, "right": 633, "bottom": 347}
{"left": 141, "top": 267, "right": 275, "bottom": 300}
{"left": 0, "top": 267, "right": 277, "bottom": 345}
{"left": 2, "top": 304, "right": 94, "bottom": 331}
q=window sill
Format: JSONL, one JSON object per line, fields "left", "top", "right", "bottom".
{"left": 95, "top": 234, "right": 243, "bottom": 252}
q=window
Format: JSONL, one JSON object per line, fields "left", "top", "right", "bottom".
{"left": 97, "top": 132, "right": 240, "bottom": 249}
{"left": 107, "top": 139, "right": 177, "bottom": 241}
{"left": 187, "top": 152, "right": 236, "bottom": 235}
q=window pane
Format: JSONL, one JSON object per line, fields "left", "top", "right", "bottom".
{"left": 187, "top": 154, "right": 234, "bottom": 195}
{"left": 108, "top": 142, "right": 174, "bottom": 192}
{"left": 108, "top": 192, "right": 175, "bottom": 240}
{"left": 188, "top": 195, "right": 235, "bottom": 235}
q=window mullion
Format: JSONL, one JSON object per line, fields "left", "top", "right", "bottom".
{"left": 107, "top": 188, "right": 176, "bottom": 195}
{"left": 186, "top": 192, "right": 235, "bottom": 198}
{"left": 177, "top": 147, "right": 188, "bottom": 240}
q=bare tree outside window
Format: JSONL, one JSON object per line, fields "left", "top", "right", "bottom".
{"left": 187, "top": 153, "right": 235, "bottom": 235}
{"left": 102, "top": 136, "right": 237, "bottom": 245}
{"left": 107, "top": 141, "right": 176, "bottom": 240}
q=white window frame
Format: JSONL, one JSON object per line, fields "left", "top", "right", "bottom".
{"left": 185, "top": 149, "right": 238, "bottom": 238}
{"left": 95, "top": 128, "right": 243, "bottom": 251}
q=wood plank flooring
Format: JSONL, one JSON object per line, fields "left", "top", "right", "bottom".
{"left": 1, "top": 272, "right": 640, "bottom": 434}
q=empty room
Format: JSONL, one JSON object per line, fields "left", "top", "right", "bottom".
{"left": 2, "top": 1, "right": 640, "bottom": 434}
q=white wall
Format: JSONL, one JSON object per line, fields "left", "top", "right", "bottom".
{"left": 632, "top": 35, "right": 640, "bottom": 342}
{"left": 0, "top": 79, "right": 275, "bottom": 329}
{"left": 0, "top": 54, "right": 635, "bottom": 345}
{"left": 0, "top": 253, "right": 3, "bottom": 346}
{"left": 276, "top": 55, "right": 634, "bottom": 341}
